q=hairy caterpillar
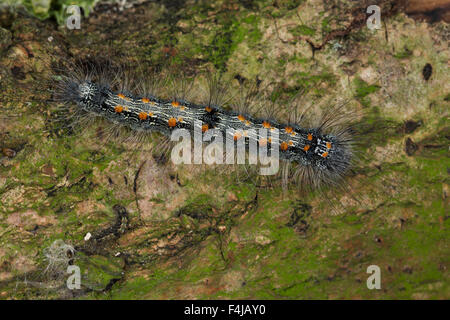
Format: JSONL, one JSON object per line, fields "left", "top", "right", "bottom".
{"left": 52, "top": 59, "right": 357, "bottom": 191}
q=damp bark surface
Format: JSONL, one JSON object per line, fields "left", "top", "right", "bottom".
{"left": 0, "top": 1, "right": 448, "bottom": 299}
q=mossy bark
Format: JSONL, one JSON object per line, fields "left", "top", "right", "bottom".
{"left": 0, "top": 1, "right": 448, "bottom": 299}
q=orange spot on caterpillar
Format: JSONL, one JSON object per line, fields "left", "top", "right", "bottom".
{"left": 168, "top": 118, "right": 177, "bottom": 127}
{"left": 142, "top": 98, "right": 150, "bottom": 103}
{"left": 262, "top": 121, "right": 271, "bottom": 129}
{"left": 180, "top": 106, "right": 186, "bottom": 111}
{"left": 202, "top": 124, "right": 209, "bottom": 132}
{"left": 285, "top": 127, "right": 293, "bottom": 134}
{"left": 288, "top": 140, "right": 294, "bottom": 146}
{"left": 148, "top": 112, "right": 154, "bottom": 117}
{"left": 280, "top": 142, "right": 288, "bottom": 151}
{"left": 303, "top": 145, "right": 310, "bottom": 151}
{"left": 326, "top": 142, "right": 332, "bottom": 149}
{"left": 233, "top": 132, "right": 242, "bottom": 141}
{"left": 171, "top": 101, "right": 180, "bottom": 107}
{"left": 114, "top": 105, "right": 124, "bottom": 113}
{"left": 307, "top": 133, "right": 313, "bottom": 141}
{"left": 178, "top": 117, "right": 183, "bottom": 123}
{"left": 321, "top": 152, "right": 329, "bottom": 158}
{"left": 245, "top": 120, "right": 251, "bottom": 126}
{"left": 205, "top": 106, "right": 212, "bottom": 112}
{"left": 138, "top": 112, "right": 148, "bottom": 120}
{"left": 238, "top": 115, "right": 245, "bottom": 121}
{"left": 117, "top": 93, "right": 126, "bottom": 99}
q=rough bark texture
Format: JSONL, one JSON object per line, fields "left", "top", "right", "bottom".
{"left": 0, "top": 0, "right": 448, "bottom": 299}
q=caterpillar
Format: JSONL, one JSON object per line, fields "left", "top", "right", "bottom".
{"left": 52, "top": 59, "right": 357, "bottom": 192}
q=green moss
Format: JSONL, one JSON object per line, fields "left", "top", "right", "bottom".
{"left": 321, "top": 17, "right": 331, "bottom": 33}
{"left": 393, "top": 46, "right": 413, "bottom": 59}
{"left": 354, "top": 77, "right": 380, "bottom": 99}
{"left": 204, "top": 13, "right": 262, "bottom": 71}
{"left": 277, "top": 0, "right": 305, "bottom": 10}
{"left": 75, "top": 253, "right": 125, "bottom": 292}
{"left": 290, "top": 25, "right": 316, "bottom": 37}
